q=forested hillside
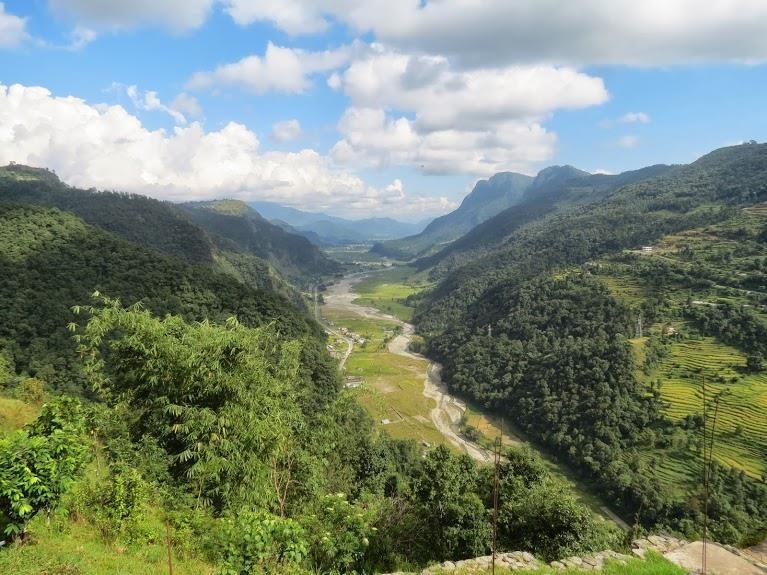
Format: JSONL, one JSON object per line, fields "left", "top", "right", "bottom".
{"left": 418, "top": 164, "right": 673, "bottom": 276}
{"left": 414, "top": 143, "right": 767, "bottom": 544}
{"left": 0, "top": 204, "right": 329, "bottom": 393}
{"left": 180, "top": 199, "right": 341, "bottom": 286}
{"left": 373, "top": 171, "right": 533, "bottom": 259}
{"left": 0, "top": 168, "right": 627, "bottom": 574}
{"left": 0, "top": 164, "right": 214, "bottom": 265}
{"left": 0, "top": 165, "right": 340, "bottom": 292}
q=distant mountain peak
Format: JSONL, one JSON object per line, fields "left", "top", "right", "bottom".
{"left": 372, "top": 170, "right": 534, "bottom": 259}
{"left": 250, "top": 200, "right": 427, "bottom": 244}
{"left": 532, "top": 165, "right": 590, "bottom": 188}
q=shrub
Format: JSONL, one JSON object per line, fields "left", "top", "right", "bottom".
{"left": 0, "top": 397, "right": 88, "bottom": 538}
{"left": 18, "top": 378, "right": 44, "bottom": 404}
{"left": 302, "top": 493, "right": 375, "bottom": 573}
{"left": 218, "top": 511, "right": 308, "bottom": 575}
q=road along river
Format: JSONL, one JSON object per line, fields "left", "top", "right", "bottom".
{"left": 323, "top": 273, "right": 494, "bottom": 463}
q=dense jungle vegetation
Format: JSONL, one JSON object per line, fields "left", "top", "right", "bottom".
{"left": 414, "top": 143, "right": 767, "bottom": 545}
{"left": 0, "top": 166, "right": 623, "bottom": 573}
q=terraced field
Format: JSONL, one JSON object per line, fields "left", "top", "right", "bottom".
{"left": 744, "top": 202, "right": 767, "bottom": 217}
{"left": 588, "top": 211, "right": 767, "bottom": 493}
{"left": 599, "top": 274, "right": 651, "bottom": 307}
{"left": 649, "top": 336, "right": 767, "bottom": 483}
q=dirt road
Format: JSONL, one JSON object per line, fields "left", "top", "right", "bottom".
{"left": 323, "top": 274, "right": 494, "bottom": 463}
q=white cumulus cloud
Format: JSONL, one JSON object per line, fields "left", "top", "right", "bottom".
{"left": 49, "top": 0, "right": 215, "bottom": 31}
{"left": 0, "top": 3, "right": 27, "bottom": 48}
{"left": 0, "top": 83, "right": 451, "bottom": 218}
{"left": 332, "top": 107, "right": 556, "bottom": 176}
{"left": 45, "top": 1, "right": 767, "bottom": 66}
{"left": 270, "top": 119, "right": 303, "bottom": 142}
{"left": 330, "top": 47, "right": 606, "bottom": 175}
{"left": 339, "top": 48, "right": 608, "bottom": 131}
{"left": 187, "top": 42, "right": 352, "bottom": 94}
{"left": 221, "top": 0, "right": 767, "bottom": 67}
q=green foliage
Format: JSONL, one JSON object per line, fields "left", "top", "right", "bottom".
{"left": 73, "top": 295, "right": 313, "bottom": 512}
{"left": 0, "top": 166, "right": 213, "bottom": 264}
{"left": 411, "top": 446, "right": 491, "bottom": 561}
{"left": 0, "top": 397, "right": 88, "bottom": 537}
{"left": 505, "top": 484, "right": 620, "bottom": 562}
{"left": 746, "top": 352, "right": 764, "bottom": 372}
{"left": 414, "top": 143, "right": 767, "bottom": 540}
{"left": 181, "top": 200, "right": 341, "bottom": 288}
{"left": 685, "top": 302, "right": 767, "bottom": 357}
{"left": 302, "top": 493, "right": 375, "bottom": 573}
{"left": 432, "top": 275, "right": 653, "bottom": 475}
{"left": 481, "top": 447, "right": 622, "bottom": 562}
{"left": 18, "top": 378, "right": 44, "bottom": 404}
{"left": 65, "top": 461, "right": 161, "bottom": 545}
{"left": 0, "top": 204, "right": 322, "bottom": 391}
{"left": 0, "top": 349, "right": 14, "bottom": 388}
{"left": 218, "top": 511, "right": 307, "bottom": 575}
{"left": 101, "top": 467, "right": 150, "bottom": 527}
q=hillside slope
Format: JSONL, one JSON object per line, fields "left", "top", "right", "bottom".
{"left": 0, "top": 164, "right": 213, "bottom": 265}
{"left": 413, "top": 143, "right": 767, "bottom": 542}
{"left": 180, "top": 199, "right": 341, "bottom": 286}
{"left": 0, "top": 164, "right": 339, "bottom": 293}
{"left": 419, "top": 164, "right": 672, "bottom": 276}
{"left": 374, "top": 171, "right": 534, "bottom": 259}
{"left": 0, "top": 203, "right": 325, "bottom": 392}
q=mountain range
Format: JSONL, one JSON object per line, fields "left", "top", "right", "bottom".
{"left": 2, "top": 144, "right": 767, "bottom": 572}
{"left": 373, "top": 171, "right": 535, "bottom": 259}
{"left": 251, "top": 200, "right": 430, "bottom": 245}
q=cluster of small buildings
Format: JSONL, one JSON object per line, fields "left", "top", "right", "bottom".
{"left": 338, "top": 326, "right": 366, "bottom": 345}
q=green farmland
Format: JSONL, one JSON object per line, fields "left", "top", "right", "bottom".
{"left": 649, "top": 336, "right": 767, "bottom": 482}
{"left": 351, "top": 266, "right": 431, "bottom": 322}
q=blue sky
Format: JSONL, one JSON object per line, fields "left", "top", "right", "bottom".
{"left": 1, "top": 1, "right": 766, "bottom": 220}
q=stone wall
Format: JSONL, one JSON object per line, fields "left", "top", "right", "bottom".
{"left": 382, "top": 535, "right": 691, "bottom": 574}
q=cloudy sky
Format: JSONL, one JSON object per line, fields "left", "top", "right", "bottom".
{"left": 1, "top": 1, "right": 766, "bottom": 219}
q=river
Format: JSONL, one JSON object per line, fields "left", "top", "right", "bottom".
{"left": 323, "top": 273, "right": 494, "bottom": 463}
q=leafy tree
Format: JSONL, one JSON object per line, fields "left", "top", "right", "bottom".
{"left": 73, "top": 295, "right": 314, "bottom": 512}
{"left": 0, "top": 397, "right": 88, "bottom": 538}
{"left": 302, "top": 493, "right": 375, "bottom": 573}
{"left": 746, "top": 352, "right": 764, "bottom": 372}
{"left": 0, "top": 348, "right": 14, "bottom": 388}
{"left": 503, "top": 483, "right": 620, "bottom": 561}
{"left": 411, "top": 446, "right": 491, "bottom": 561}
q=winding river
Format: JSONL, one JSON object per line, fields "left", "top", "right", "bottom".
{"left": 323, "top": 273, "right": 494, "bottom": 463}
